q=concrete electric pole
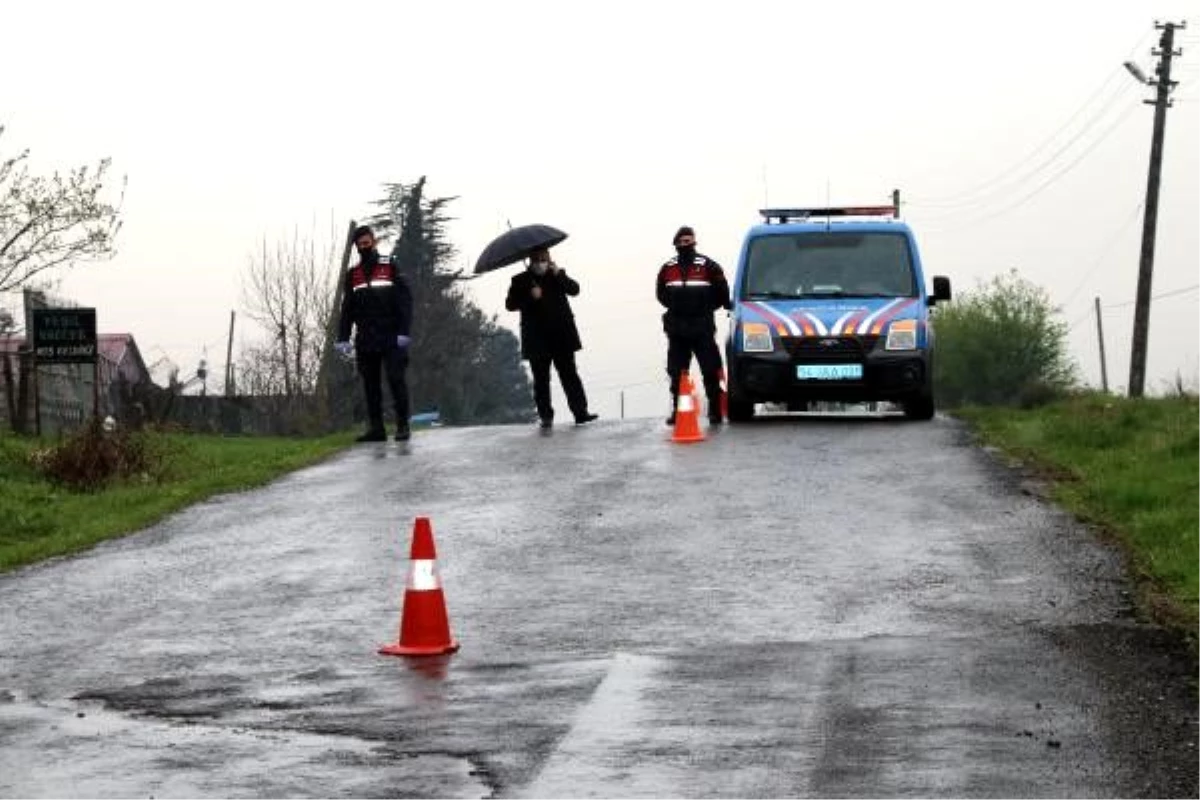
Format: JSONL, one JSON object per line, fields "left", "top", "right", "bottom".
{"left": 1127, "top": 21, "right": 1185, "bottom": 397}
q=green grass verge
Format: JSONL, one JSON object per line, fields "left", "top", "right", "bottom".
{"left": 0, "top": 431, "right": 354, "bottom": 573}
{"left": 955, "top": 394, "right": 1198, "bottom": 642}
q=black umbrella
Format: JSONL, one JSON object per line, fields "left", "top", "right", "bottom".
{"left": 473, "top": 223, "right": 568, "bottom": 274}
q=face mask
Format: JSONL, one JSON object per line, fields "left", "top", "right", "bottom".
{"left": 675, "top": 244, "right": 696, "bottom": 258}
{"left": 531, "top": 261, "right": 549, "bottom": 276}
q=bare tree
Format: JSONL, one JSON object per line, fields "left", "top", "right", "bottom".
{"left": 0, "top": 125, "right": 125, "bottom": 293}
{"left": 239, "top": 224, "right": 337, "bottom": 398}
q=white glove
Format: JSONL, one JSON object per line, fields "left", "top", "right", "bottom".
{"left": 396, "top": 335, "right": 412, "bottom": 350}
{"left": 334, "top": 341, "right": 353, "bottom": 357}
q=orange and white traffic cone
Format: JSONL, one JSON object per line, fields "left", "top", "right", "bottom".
{"left": 379, "top": 517, "right": 460, "bottom": 657}
{"left": 671, "top": 370, "right": 705, "bottom": 444}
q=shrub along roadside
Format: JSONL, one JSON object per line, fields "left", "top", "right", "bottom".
{"left": 955, "top": 393, "right": 1198, "bottom": 650}
{"left": 0, "top": 429, "right": 353, "bottom": 573}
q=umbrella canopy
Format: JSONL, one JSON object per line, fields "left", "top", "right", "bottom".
{"left": 473, "top": 223, "right": 568, "bottom": 274}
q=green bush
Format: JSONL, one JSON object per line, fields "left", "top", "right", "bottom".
{"left": 934, "top": 270, "right": 1076, "bottom": 408}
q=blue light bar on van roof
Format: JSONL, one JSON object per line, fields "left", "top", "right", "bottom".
{"left": 758, "top": 205, "right": 899, "bottom": 223}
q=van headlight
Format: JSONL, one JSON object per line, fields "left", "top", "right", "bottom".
{"left": 742, "top": 322, "right": 774, "bottom": 352}
{"left": 885, "top": 320, "right": 918, "bottom": 351}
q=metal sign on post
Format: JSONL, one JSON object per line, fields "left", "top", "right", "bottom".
{"left": 31, "top": 308, "right": 98, "bottom": 364}
{"left": 31, "top": 307, "right": 100, "bottom": 423}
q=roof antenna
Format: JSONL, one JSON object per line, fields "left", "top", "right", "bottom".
{"left": 825, "top": 179, "right": 832, "bottom": 232}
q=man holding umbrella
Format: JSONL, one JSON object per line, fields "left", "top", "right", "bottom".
{"left": 476, "top": 223, "right": 598, "bottom": 429}
{"left": 335, "top": 225, "right": 414, "bottom": 442}
{"left": 503, "top": 248, "right": 598, "bottom": 429}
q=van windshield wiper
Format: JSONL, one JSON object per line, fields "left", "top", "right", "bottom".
{"left": 745, "top": 291, "right": 801, "bottom": 299}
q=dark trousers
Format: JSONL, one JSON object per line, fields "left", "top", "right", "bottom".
{"left": 667, "top": 334, "right": 724, "bottom": 413}
{"left": 529, "top": 351, "right": 588, "bottom": 421}
{"left": 358, "top": 349, "right": 410, "bottom": 431}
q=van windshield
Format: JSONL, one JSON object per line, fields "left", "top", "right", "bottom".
{"left": 742, "top": 232, "right": 916, "bottom": 299}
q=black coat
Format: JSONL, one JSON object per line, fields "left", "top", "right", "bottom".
{"left": 337, "top": 252, "right": 414, "bottom": 353}
{"left": 655, "top": 251, "right": 731, "bottom": 338}
{"left": 505, "top": 267, "right": 583, "bottom": 359}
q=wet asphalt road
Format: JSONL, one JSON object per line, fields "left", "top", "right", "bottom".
{"left": 0, "top": 413, "right": 1196, "bottom": 798}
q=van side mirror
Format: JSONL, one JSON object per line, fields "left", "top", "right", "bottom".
{"left": 928, "top": 276, "right": 952, "bottom": 306}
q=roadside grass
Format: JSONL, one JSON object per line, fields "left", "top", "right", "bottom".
{"left": 0, "top": 430, "right": 354, "bottom": 573}
{"left": 955, "top": 393, "right": 1198, "bottom": 648}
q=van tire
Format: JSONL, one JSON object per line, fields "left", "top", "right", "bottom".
{"left": 728, "top": 397, "right": 756, "bottom": 423}
{"left": 903, "top": 390, "right": 936, "bottom": 421}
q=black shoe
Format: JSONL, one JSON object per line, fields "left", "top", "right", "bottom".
{"left": 666, "top": 413, "right": 676, "bottom": 426}
{"left": 356, "top": 429, "right": 387, "bottom": 443}
{"left": 708, "top": 415, "right": 724, "bottom": 426}
{"left": 539, "top": 417, "right": 553, "bottom": 429}
{"left": 574, "top": 412, "right": 599, "bottom": 425}
{"left": 394, "top": 426, "right": 411, "bottom": 442}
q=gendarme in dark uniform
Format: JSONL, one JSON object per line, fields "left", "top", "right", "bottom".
{"left": 335, "top": 225, "right": 414, "bottom": 442}
{"left": 656, "top": 225, "right": 731, "bottom": 425}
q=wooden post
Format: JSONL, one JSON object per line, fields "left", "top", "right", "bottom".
{"left": 224, "top": 310, "right": 236, "bottom": 396}
{"left": 1095, "top": 297, "right": 1110, "bottom": 394}
{"left": 32, "top": 351, "right": 40, "bottom": 437}
{"left": 316, "top": 220, "right": 358, "bottom": 425}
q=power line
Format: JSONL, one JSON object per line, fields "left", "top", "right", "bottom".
{"left": 1067, "top": 308, "right": 1093, "bottom": 332}
{"left": 909, "top": 80, "right": 1138, "bottom": 210}
{"left": 1105, "top": 283, "right": 1199, "bottom": 310}
{"left": 907, "top": 30, "right": 1155, "bottom": 207}
{"left": 917, "top": 102, "right": 1140, "bottom": 229}
{"left": 1059, "top": 202, "right": 1144, "bottom": 311}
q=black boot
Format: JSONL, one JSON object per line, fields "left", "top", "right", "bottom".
{"left": 357, "top": 426, "right": 386, "bottom": 442}
{"left": 707, "top": 395, "right": 724, "bottom": 425}
{"left": 704, "top": 379, "right": 723, "bottom": 425}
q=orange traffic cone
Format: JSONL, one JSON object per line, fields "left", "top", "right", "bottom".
{"left": 379, "top": 517, "right": 460, "bottom": 657}
{"left": 671, "top": 370, "right": 705, "bottom": 444}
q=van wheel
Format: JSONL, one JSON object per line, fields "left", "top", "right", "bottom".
{"left": 903, "top": 390, "right": 936, "bottom": 421}
{"left": 728, "top": 398, "right": 756, "bottom": 422}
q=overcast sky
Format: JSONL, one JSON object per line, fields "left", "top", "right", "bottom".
{"left": 2, "top": 0, "right": 1197, "bottom": 419}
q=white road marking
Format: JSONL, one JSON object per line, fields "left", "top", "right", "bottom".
{"left": 520, "top": 653, "right": 662, "bottom": 798}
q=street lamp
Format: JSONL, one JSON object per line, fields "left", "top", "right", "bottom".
{"left": 1123, "top": 60, "right": 1150, "bottom": 85}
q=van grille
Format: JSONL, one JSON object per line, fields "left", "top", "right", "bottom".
{"left": 783, "top": 335, "right": 880, "bottom": 360}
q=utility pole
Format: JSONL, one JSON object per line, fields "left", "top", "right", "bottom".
{"left": 1128, "top": 20, "right": 1184, "bottom": 397}
{"left": 224, "top": 310, "right": 236, "bottom": 396}
{"left": 1094, "top": 297, "right": 1109, "bottom": 393}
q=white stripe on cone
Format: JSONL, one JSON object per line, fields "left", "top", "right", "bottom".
{"left": 408, "top": 560, "right": 441, "bottom": 592}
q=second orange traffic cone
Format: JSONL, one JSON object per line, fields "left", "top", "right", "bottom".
{"left": 379, "top": 517, "right": 460, "bottom": 657}
{"left": 671, "top": 370, "right": 705, "bottom": 444}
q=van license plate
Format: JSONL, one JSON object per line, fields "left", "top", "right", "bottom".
{"left": 796, "top": 364, "right": 863, "bottom": 380}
